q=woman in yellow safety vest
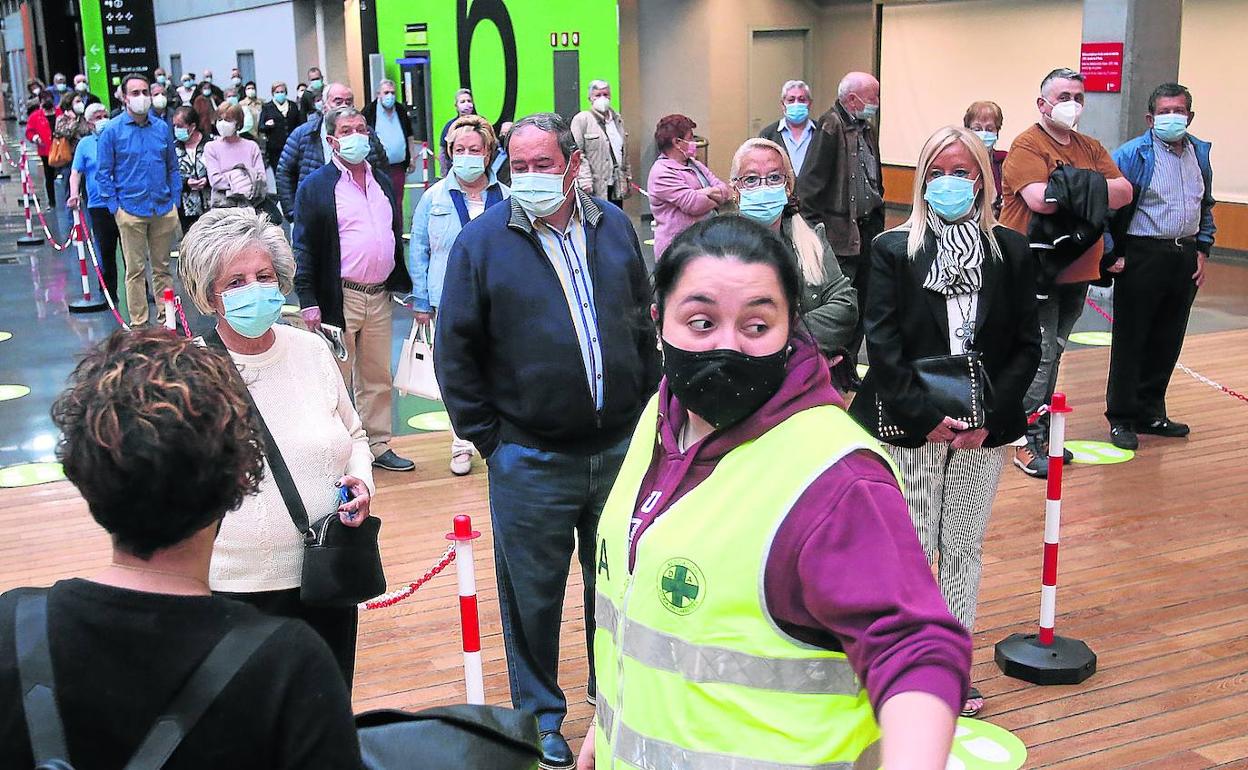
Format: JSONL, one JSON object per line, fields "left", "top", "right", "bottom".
{"left": 579, "top": 215, "right": 972, "bottom": 770}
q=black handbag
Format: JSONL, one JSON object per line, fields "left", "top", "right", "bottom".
{"left": 875, "top": 352, "right": 992, "bottom": 441}
{"left": 356, "top": 705, "right": 542, "bottom": 770}
{"left": 15, "top": 592, "right": 283, "bottom": 770}
{"left": 206, "top": 329, "right": 386, "bottom": 607}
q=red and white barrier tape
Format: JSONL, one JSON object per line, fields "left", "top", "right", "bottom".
{"left": 1085, "top": 296, "right": 1247, "bottom": 407}
{"left": 360, "top": 543, "right": 456, "bottom": 610}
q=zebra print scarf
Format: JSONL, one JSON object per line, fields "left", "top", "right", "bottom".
{"left": 921, "top": 211, "right": 984, "bottom": 297}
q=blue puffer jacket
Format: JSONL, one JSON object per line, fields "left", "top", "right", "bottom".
{"left": 276, "top": 113, "right": 389, "bottom": 221}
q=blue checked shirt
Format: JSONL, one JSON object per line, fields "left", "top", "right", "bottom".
{"left": 94, "top": 111, "right": 180, "bottom": 217}
{"left": 529, "top": 198, "right": 604, "bottom": 410}
{"left": 1126, "top": 135, "right": 1204, "bottom": 240}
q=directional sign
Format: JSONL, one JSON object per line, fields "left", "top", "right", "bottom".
{"left": 80, "top": 0, "right": 158, "bottom": 96}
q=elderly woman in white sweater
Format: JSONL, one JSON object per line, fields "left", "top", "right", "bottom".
{"left": 179, "top": 208, "right": 374, "bottom": 688}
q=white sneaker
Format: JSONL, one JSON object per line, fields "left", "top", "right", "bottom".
{"left": 450, "top": 450, "right": 473, "bottom": 476}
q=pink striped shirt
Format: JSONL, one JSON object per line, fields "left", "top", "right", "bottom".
{"left": 332, "top": 156, "right": 395, "bottom": 285}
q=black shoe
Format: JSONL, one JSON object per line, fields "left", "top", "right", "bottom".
{"left": 1110, "top": 424, "right": 1138, "bottom": 450}
{"left": 1063, "top": 447, "right": 1073, "bottom": 465}
{"left": 538, "top": 731, "right": 575, "bottom": 770}
{"left": 1137, "top": 418, "right": 1190, "bottom": 438}
{"left": 1013, "top": 439, "right": 1047, "bottom": 478}
{"left": 372, "top": 449, "right": 415, "bottom": 472}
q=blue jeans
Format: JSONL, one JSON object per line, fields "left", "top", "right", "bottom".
{"left": 486, "top": 437, "right": 630, "bottom": 733}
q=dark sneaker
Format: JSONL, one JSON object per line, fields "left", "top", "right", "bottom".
{"left": 538, "top": 731, "right": 575, "bottom": 770}
{"left": 1110, "top": 423, "right": 1139, "bottom": 450}
{"left": 1013, "top": 441, "right": 1047, "bottom": 478}
{"left": 1137, "top": 418, "right": 1190, "bottom": 438}
{"left": 372, "top": 449, "right": 415, "bottom": 472}
{"left": 1042, "top": 438, "right": 1075, "bottom": 465}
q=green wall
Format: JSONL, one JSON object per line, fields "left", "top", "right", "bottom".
{"left": 375, "top": 0, "right": 619, "bottom": 140}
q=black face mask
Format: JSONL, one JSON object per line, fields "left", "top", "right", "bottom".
{"left": 661, "top": 340, "right": 790, "bottom": 431}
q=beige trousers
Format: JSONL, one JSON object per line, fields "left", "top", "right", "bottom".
{"left": 115, "top": 207, "right": 180, "bottom": 326}
{"left": 338, "top": 286, "right": 394, "bottom": 458}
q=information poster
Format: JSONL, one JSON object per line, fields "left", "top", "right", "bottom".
{"left": 80, "top": 0, "right": 159, "bottom": 100}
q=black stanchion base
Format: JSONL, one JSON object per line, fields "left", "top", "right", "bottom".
{"left": 68, "top": 298, "right": 108, "bottom": 314}
{"left": 995, "top": 633, "right": 1097, "bottom": 685}
{"left": 16, "top": 235, "right": 44, "bottom": 246}
{"left": 0, "top": 173, "right": 11, "bottom": 180}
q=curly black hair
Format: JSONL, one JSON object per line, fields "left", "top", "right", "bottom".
{"left": 51, "top": 329, "right": 266, "bottom": 559}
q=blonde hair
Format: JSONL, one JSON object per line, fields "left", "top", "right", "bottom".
{"left": 446, "top": 114, "right": 498, "bottom": 160}
{"left": 729, "top": 138, "right": 826, "bottom": 285}
{"left": 894, "top": 125, "right": 1002, "bottom": 260}
{"left": 179, "top": 209, "right": 296, "bottom": 314}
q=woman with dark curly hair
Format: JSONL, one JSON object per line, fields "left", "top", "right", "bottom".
{"left": 0, "top": 329, "right": 363, "bottom": 769}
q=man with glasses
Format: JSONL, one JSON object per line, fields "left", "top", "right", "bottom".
{"left": 277, "top": 82, "right": 388, "bottom": 222}
{"left": 999, "top": 68, "right": 1134, "bottom": 478}
{"left": 292, "top": 107, "right": 415, "bottom": 472}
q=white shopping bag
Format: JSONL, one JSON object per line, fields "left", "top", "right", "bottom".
{"left": 394, "top": 320, "right": 441, "bottom": 400}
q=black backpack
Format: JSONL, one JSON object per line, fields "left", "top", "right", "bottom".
{"left": 14, "top": 592, "right": 282, "bottom": 770}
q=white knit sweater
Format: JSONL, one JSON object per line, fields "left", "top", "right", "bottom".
{"left": 209, "top": 324, "right": 376, "bottom": 593}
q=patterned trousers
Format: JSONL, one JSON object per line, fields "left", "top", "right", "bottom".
{"left": 887, "top": 442, "right": 1008, "bottom": 631}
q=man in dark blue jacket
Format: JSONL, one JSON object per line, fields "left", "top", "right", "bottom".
{"left": 276, "top": 82, "right": 388, "bottom": 222}
{"left": 434, "top": 113, "right": 659, "bottom": 770}
{"left": 1104, "top": 82, "right": 1216, "bottom": 450}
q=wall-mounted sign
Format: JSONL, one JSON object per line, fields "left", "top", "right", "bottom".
{"left": 81, "top": 0, "right": 159, "bottom": 96}
{"left": 1080, "top": 42, "right": 1124, "bottom": 93}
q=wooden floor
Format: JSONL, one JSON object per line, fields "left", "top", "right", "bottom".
{"left": 4, "top": 329, "right": 1248, "bottom": 768}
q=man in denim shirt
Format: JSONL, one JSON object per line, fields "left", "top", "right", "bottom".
{"left": 96, "top": 74, "right": 181, "bottom": 326}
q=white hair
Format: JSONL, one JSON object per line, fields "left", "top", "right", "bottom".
{"left": 178, "top": 209, "right": 296, "bottom": 315}
{"left": 587, "top": 79, "right": 610, "bottom": 98}
{"left": 837, "top": 72, "right": 877, "bottom": 100}
{"left": 84, "top": 102, "right": 108, "bottom": 121}
{"left": 378, "top": 78, "right": 396, "bottom": 90}
{"left": 780, "top": 80, "right": 811, "bottom": 100}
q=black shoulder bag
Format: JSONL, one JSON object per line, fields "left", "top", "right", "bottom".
{"left": 356, "top": 705, "right": 542, "bottom": 770}
{"left": 205, "top": 329, "right": 386, "bottom": 607}
{"left": 15, "top": 592, "right": 283, "bottom": 770}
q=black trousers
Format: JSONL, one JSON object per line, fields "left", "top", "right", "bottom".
{"left": 1105, "top": 236, "right": 1200, "bottom": 425}
{"left": 215, "top": 587, "right": 359, "bottom": 690}
{"left": 86, "top": 206, "right": 121, "bottom": 305}
{"left": 39, "top": 155, "right": 57, "bottom": 208}
{"left": 839, "top": 208, "right": 886, "bottom": 368}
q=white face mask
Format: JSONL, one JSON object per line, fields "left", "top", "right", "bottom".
{"left": 127, "top": 94, "right": 152, "bottom": 115}
{"left": 152, "top": 94, "right": 168, "bottom": 110}
{"left": 216, "top": 119, "right": 237, "bottom": 137}
{"left": 592, "top": 96, "right": 610, "bottom": 113}
{"left": 1047, "top": 99, "right": 1083, "bottom": 130}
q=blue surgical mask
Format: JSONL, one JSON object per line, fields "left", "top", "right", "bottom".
{"left": 858, "top": 103, "right": 879, "bottom": 120}
{"left": 220, "top": 282, "right": 284, "bottom": 338}
{"left": 156, "top": 75, "right": 167, "bottom": 85}
{"left": 924, "top": 175, "right": 978, "bottom": 222}
{"left": 381, "top": 93, "right": 396, "bottom": 109}
{"left": 335, "top": 133, "right": 371, "bottom": 164}
{"left": 974, "top": 130, "right": 998, "bottom": 150}
{"left": 1152, "top": 113, "right": 1188, "bottom": 143}
{"left": 510, "top": 168, "right": 572, "bottom": 218}
{"left": 273, "top": 92, "right": 287, "bottom": 104}
{"left": 737, "top": 184, "right": 789, "bottom": 225}
{"left": 784, "top": 102, "right": 809, "bottom": 124}
{"left": 310, "top": 78, "right": 324, "bottom": 90}
{"left": 453, "top": 154, "right": 486, "bottom": 183}
{"left": 174, "top": 126, "right": 191, "bottom": 142}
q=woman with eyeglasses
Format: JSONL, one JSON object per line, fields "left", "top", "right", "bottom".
{"left": 849, "top": 126, "right": 1040, "bottom": 717}
{"left": 728, "top": 138, "right": 858, "bottom": 370}
{"left": 646, "top": 113, "right": 733, "bottom": 259}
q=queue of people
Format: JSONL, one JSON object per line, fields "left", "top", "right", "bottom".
{"left": 1, "top": 51, "right": 1218, "bottom": 770}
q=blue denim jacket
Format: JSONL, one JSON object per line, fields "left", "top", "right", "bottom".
{"left": 1110, "top": 130, "right": 1215, "bottom": 251}
{"left": 405, "top": 172, "right": 508, "bottom": 311}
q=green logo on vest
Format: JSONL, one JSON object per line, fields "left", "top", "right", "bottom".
{"left": 658, "top": 558, "right": 704, "bottom": 615}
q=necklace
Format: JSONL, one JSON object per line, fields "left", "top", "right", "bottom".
{"left": 952, "top": 295, "right": 975, "bottom": 352}
{"left": 106, "top": 563, "right": 211, "bottom": 592}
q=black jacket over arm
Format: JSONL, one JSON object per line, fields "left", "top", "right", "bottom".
{"left": 291, "top": 162, "right": 412, "bottom": 329}
{"left": 849, "top": 226, "right": 1041, "bottom": 448}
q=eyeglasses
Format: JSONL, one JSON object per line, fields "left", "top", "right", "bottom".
{"left": 732, "top": 172, "right": 787, "bottom": 190}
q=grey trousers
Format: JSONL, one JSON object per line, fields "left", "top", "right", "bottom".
{"left": 1025, "top": 282, "right": 1089, "bottom": 441}
{"left": 888, "top": 442, "right": 1008, "bottom": 631}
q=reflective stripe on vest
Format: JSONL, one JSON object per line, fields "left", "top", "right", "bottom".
{"left": 596, "top": 591, "right": 860, "bottom": 695}
{"left": 597, "top": 699, "right": 883, "bottom": 770}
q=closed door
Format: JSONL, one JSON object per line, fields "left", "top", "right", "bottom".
{"left": 749, "top": 29, "right": 808, "bottom": 136}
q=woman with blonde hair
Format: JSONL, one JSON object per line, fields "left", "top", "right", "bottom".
{"left": 729, "top": 137, "right": 858, "bottom": 367}
{"left": 407, "top": 114, "right": 509, "bottom": 476}
{"left": 849, "top": 125, "right": 1040, "bottom": 717}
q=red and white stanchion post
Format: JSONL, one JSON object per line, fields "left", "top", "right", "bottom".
{"left": 17, "top": 148, "right": 44, "bottom": 247}
{"left": 68, "top": 206, "right": 107, "bottom": 313}
{"left": 0, "top": 137, "right": 12, "bottom": 181}
{"left": 995, "top": 392, "right": 1097, "bottom": 684}
{"left": 163, "top": 288, "right": 178, "bottom": 332}
{"left": 447, "top": 514, "right": 485, "bottom": 704}
{"left": 419, "top": 141, "right": 430, "bottom": 188}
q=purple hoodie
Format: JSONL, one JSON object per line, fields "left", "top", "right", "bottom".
{"left": 626, "top": 336, "right": 971, "bottom": 716}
